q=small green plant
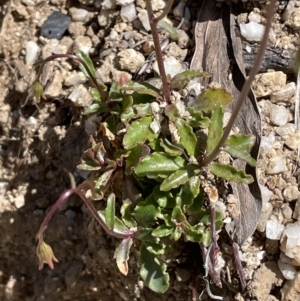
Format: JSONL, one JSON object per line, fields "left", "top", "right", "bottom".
{"left": 35, "top": 0, "right": 276, "bottom": 295}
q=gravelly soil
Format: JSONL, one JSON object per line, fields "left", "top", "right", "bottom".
{"left": 0, "top": 0, "right": 299, "bottom": 300}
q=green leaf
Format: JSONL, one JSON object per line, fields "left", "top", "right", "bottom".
{"left": 137, "top": 228, "right": 156, "bottom": 241}
{"left": 121, "top": 81, "right": 159, "bottom": 98}
{"left": 83, "top": 102, "right": 108, "bottom": 115}
{"left": 98, "top": 211, "right": 129, "bottom": 235}
{"left": 182, "top": 224, "right": 204, "bottom": 242}
{"left": 135, "top": 152, "right": 186, "bottom": 179}
{"left": 122, "top": 94, "right": 133, "bottom": 111}
{"left": 170, "top": 70, "right": 210, "bottom": 90}
{"left": 120, "top": 200, "right": 137, "bottom": 228}
{"left": 195, "top": 88, "right": 233, "bottom": 113}
{"left": 105, "top": 193, "right": 115, "bottom": 229}
{"left": 159, "top": 138, "right": 182, "bottom": 156}
{"left": 76, "top": 50, "right": 96, "bottom": 79}
{"left": 186, "top": 191, "right": 205, "bottom": 217}
{"left": 145, "top": 241, "right": 171, "bottom": 255}
{"left": 125, "top": 144, "right": 151, "bottom": 175}
{"left": 160, "top": 166, "right": 200, "bottom": 192}
{"left": 171, "top": 206, "right": 187, "bottom": 224}
{"left": 140, "top": 244, "right": 170, "bottom": 293}
{"left": 157, "top": 20, "right": 178, "bottom": 41}
{"left": 133, "top": 195, "right": 161, "bottom": 227}
{"left": 206, "top": 106, "right": 223, "bottom": 155}
{"left": 152, "top": 225, "right": 174, "bottom": 237}
{"left": 175, "top": 118, "right": 198, "bottom": 156}
{"left": 123, "top": 117, "right": 158, "bottom": 149}
{"left": 94, "top": 169, "right": 114, "bottom": 189}
{"left": 210, "top": 163, "right": 254, "bottom": 184}
{"left": 108, "top": 82, "right": 121, "bottom": 101}
{"left": 186, "top": 107, "right": 210, "bottom": 128}
{"left": 165, "top": 104, "right": 180, "bottom": 122}
{"left": 202, "top": 229, "right": 211, "bottom": 247}
{"left": 121, "top": 103, "right": 152, "bottom": 123}
{"left": 114, "top": 238, "right": 133, "bottom": 276}
{"left": 224, "top": 134, "right": 256, "bottom": 167}
{"left": 153, "top": 186, "right": 176, "bottom": 208}
{"left": 172, "top": 226, "right": 182, "bottom": 241}
{"left": 179, "top": 176, "right": 201, "bottom": 207}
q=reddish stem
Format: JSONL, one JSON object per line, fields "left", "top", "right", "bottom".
{"left": 145, "top": 0, "right": 171, "bottom": 103}
{"left": 36, "top": 188, "right": 136, "bottom": 241}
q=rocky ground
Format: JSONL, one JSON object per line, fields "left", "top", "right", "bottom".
{"left": 0, "top": 0, "right": 300, "bottom": 300}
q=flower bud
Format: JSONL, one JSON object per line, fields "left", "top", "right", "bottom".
{"left": 36, "top": 240, "right": 58, "bottom": 270}
{"left": 32, "top": 81, "right": 44, "bottom": 103}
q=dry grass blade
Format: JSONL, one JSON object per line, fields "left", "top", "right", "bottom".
{"left": 190, "top": 0, "right": 263, "bottom": 245}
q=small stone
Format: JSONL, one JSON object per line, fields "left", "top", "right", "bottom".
{"left": 16, "top": 5, "right": 29, "bottom": 19}
{"left": 293, "top": 197, "right": 300, "bottom": 221}
{"left": 69, "top": 8, "right": 89, "bottom": 22}
{"left": 175, "top": 268, "right": 190, "bottom": 282}
{"left": 173, "top": 2, "right": 191, "bottom": 21}
{"left": 240, "top": 22, "right": 265, "bottom": 42}
{"left": 117, "top": 49, "right": 145, "bottom": 73}
{"left": 283, "top": 186, "right": 300, "bottom": 202}
{"left": 116, "top": 0, "right": 134, "bottom": 6}
{"left": 260, "top": 132, "right": 275, "bottom": 152}
{"left": 102, "top": 0, "right": 117, "bottom": 9}
{"left": 285, "top": 8, "right": 300, "bottom": 30}
{"left": 278, "top": 259, "right": 297, "bottom": 280}
{"left": 281, "top": 271, "right": 300, "bottom": 300}
{"left": 282, "top": 204, "right": 293, "bottom": 220}
{"left": 14, "top": 195, "right": 25, "bottom": 209}
{"left": 0, "top": 182, "right": 8, "bottom": 195}
{"left": 96, "top": 54, "right": 116, "bottom": 83}
{"left": 269, "top": 105, "right": 289, "bottom": 126}
{"left": 280, "top": 223, "right": 300, "bottom": 265}
{"left": 64, "top": 72, "right": 86, "bottom": 86}
{"left": 41, "top": 11, "right": 71, "bottom": 39}
{"left": 285, "top": 131, "right": 300, "bottom": 150}
{"left": 153, "top": 56, "right": 183, "bottom": 78}
{"left": 138, "top": 9, "right": 151, "bottom": 31}
{"left": 177, "top": 29, "right": 190, "bottom": 48}
{"left": 42, "top": 39, "right": 59, "bottom": 58}
{"left": 68, "top": 22, "right": 86, "bottom": 37}
{"left": 25, "top": 41, "right": 40, "bottom": 65}
{"left": 270, "top": 82, "right": 295, "bottom": 103}
{"left": 68, "top": 84, "right": 92, "bottom": 107}
{"left": 73, "top": 36, "right": 92, "bottom": 54}
{"left": 250, "top": 262, "right": 284, "bottom": 300}
{"left": 253, "top": 71, "right": 286, "bottom": 98}
{"left": 111, "top": 69, "right": 132, "bottom": 83}
{"left": 266, "top": 220, "right": 284, "bottom": 240}
{"left": 167, "top": 42, "right": 187, "bottom": 60}
{"left": 260, "top": 185, "right": 273, "bottom": 203}
{"left": 98, "top": 9, "right": 117, "bottom": 27}
{"left": 142, "top": 41, "right": 154, "bottom": 54}
{"left": 44, "top": 71, "right": 63, "bottom": 98}
{"left": 120, "top": 3, "right": 137, "bottom": 23}
{"left": 266, "top": 156, "right": 287, "bottom": 175}
{"left": 265, "top": 239, "right": 279, "bottom": 255}
{"left": 275, "top": 123, "right": 295, "bottom": 140}
{"left": 152, "top": 0, "right": 165, "bottom": 11}
{"left": 248, "top": 12, "right": 261, "bottom": 23}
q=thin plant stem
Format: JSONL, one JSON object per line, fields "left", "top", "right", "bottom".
{"left": 201, "top": 0, "right": 277, "bottom": 166}
{"left": 145, "top": 0, "right": 171, "bottom": 103}
{"left": 36, "top": 54, "right": 107, "bottom": 102}
{"left": 232, "top": 242, "right": 247, "bottom": 292}
{"left": 36, "top": 188, "right": 136, "bottom": 241}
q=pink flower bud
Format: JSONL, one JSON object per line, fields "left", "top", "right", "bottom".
{"left": 36, "top": 240, "right": 58, "bottom": 270}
